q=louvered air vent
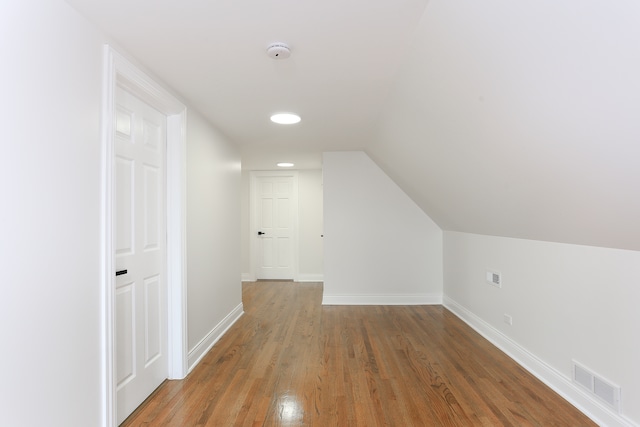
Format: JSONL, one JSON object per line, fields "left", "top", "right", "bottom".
{"left": 573, "top": 361, "right": 621, "bottom": 412}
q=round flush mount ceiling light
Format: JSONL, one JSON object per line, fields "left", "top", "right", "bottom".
{"left": 270, "top": 113, "right": 301, "bottom": 124}
{"left": 277, "top": 162, "right": 295, "bottom": 168}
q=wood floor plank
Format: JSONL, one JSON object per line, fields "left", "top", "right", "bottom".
{"left": 121, "top": 282, "right": 597, "bottom": 426}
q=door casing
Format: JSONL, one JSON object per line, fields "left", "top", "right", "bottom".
{"left": 101, "top": 46, "right": 188, "bottom": 427}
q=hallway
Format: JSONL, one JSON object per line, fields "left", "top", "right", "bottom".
{"left": 121, "top": 282, "right": 594, "bottom": 426}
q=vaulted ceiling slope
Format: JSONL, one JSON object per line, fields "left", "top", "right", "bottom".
{"left": 368, "top": 0, "right": 640, "bottom": 251}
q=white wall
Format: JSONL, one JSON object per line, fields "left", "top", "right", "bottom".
{"left": 0, "top": 1, "right": 243, "bottom": 424}
{"left": 0, "top": 1, "right": 104, "bottom": 425}
{"left": 241, "top": 168, "right": 324, "bottom": 281}
{"left": 241, "top": 170, "right": 251, "bottom": 279}
{"left": 323, "top": 151, "right": 442, "bottom": 304}
{"left": 297, "top": 169, "right": 324, "bottom": 281}
{"left": 444, "top": 231, "right": 640, "bottom": 426}
{"left": 186, "top": 110, "right": 242, "bottom": 366}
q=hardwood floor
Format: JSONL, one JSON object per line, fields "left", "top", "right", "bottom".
{"left": 121, "top": 281, "right": 596, "bottom": 426}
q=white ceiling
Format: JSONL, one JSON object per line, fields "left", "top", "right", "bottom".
{"left": 66, "top": 0, "right": 429, "bottom": 170}
{"left": 66, "top": 0, "right": 640, "bottom": 251}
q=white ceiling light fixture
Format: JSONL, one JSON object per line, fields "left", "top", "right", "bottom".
{"left": 266, "top": 42, "right": 291, "bottom": 59}
{"left": 270, "top": 113, "right": 301, "bottom": 124}
{"left": 277, "top": 162, "right": 295, "bottom": 168}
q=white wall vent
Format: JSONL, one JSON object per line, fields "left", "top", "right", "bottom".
{"left": 573, "top": 363, "right": 593, "bottom": 390}
{"left": 594, "top": 377, "right": 620, "bottom": 409}
{"left": 486, "top": 269, "right": 502, "bottom": 288}
{"left": 572, "top": 361, "right": 621, "bottom": 412}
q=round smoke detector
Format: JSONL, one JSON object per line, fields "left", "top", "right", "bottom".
{"left": 266, "top": 42, "right": 291, "bottom": 59}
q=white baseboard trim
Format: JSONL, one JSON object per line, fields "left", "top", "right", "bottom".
{"left": 322, "top": 293, "right": 442, "bottom": 305}
{"left": 241, "top": 273, "right": 256, "bottom": 282}
{"left": 187, "top": 303, "right": 244, "bottom": 373}
{"left": 297, "top": 274, "right": 324, "bottom": 282}
{"left": 443, "top": 296, "right": 637, "bottom": 427}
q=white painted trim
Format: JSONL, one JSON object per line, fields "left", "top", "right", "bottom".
{"left": 241, "top": 273, "right": 256, "bottom": 282}
{"left": 249, "top": 171, "right": 299, "bottom": 280}
{"left": 322, "top": 294, "right": 442, "bottom": 305}
{"left": 100, "top": 45, "right": 117, "bottom": 427}
{"left": 166, "top": 111, "right": 189, "bottom": 380}
{"left": 443, "top": 296, "right": 637, "bottom": 427}
{"left": 101, "top": 45, "right": 188, "bottom": 427}
{"left": 187, "top": 303, "right": 244, "bottom": 372}
{"left": 297, "top": 274, "right": 324, "bottom": 282}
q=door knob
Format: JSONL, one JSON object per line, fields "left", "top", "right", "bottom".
{"left": 258, "top": 231, "right": 265, "bottom": 235}
{"left": 116, "top": 269, "right": 128, "bottom": 276}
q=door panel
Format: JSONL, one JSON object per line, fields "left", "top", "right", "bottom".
{"left": 143, "top": 165, "right": 160, "bottom": 250}
{"left": 115, "top": 86, "right": 167, "bottom": 424}
{"left": 144, "top": 275, "right": 161, "bottom": 365}
{"left": 277, "top": 198, "right": 290, "bottom": 228}
{"left": 115, "top": 283, "right": 135, "bottom": 387}
{"left": 116, "top": 157, "right": 134, "bottom": 256}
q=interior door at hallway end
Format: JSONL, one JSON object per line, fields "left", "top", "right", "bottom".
{"left": 252, "top": 172, "right": 298, "bottom": 280}
{"left": 115, "top": 86, "right": 168, "bottom": 424}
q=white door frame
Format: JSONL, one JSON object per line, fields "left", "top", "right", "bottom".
{"left": 249, "top": 170, "right": 299, "bottom": 281}
{"left": 101, "top": 46, "right": 188, "bottom": 427}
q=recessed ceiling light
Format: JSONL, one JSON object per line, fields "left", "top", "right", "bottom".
{"left": 270, "top": 113, "right": 301, "bottom": 124}
{"left": 277, "top": 162, "right": 295, "bottom": 168}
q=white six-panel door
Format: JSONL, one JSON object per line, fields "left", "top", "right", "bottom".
{"left": 115, "top": 86, "right": 168, "bottom": 424}
{"left": 252, "top": 172, "right": 298, "bottom": 280}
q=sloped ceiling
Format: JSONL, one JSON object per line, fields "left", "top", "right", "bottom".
{"left": 369, "top": 0, "right": 640, "bottom": 251}
{"left": 66, "top": 0, "right": 640, "bottom": 251}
